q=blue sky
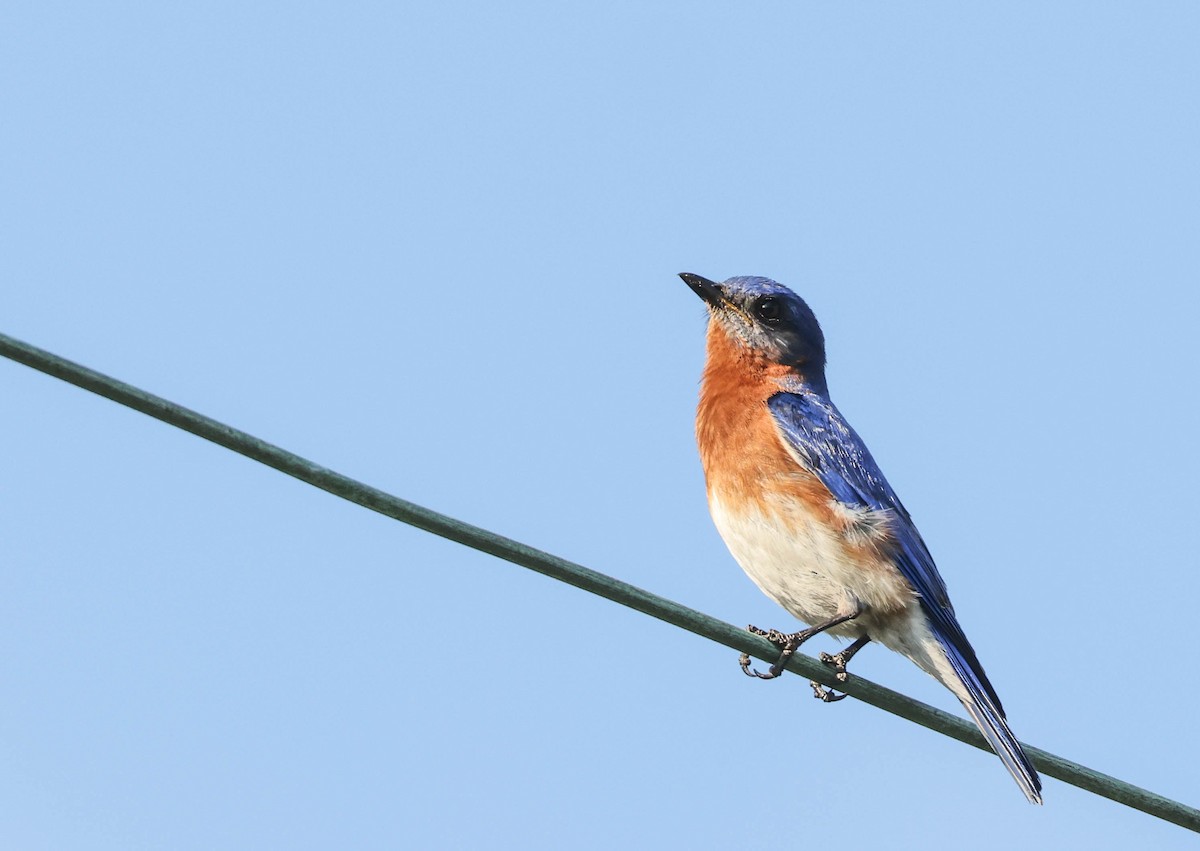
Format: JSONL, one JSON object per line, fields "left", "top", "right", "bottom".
{"left": 3, "top": 2, "right": 1198, "bottom": 848}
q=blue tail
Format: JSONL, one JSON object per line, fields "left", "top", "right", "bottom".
{"left": 941, "top": 639, "right": 1043, "bottom": 804}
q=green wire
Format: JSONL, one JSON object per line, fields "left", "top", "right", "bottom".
{"left": 2, "top": 330, "right": 1196, "bottom": 832}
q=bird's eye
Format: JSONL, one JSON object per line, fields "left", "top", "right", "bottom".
{"left": 755, "top": 297, "right": 782, "bottom": 323}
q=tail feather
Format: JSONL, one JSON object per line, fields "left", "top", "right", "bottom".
{"left": 942, "top": 641, "right": 1043, "bottom": 804}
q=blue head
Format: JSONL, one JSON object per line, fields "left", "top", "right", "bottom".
{"left": 680, "top": 273, "right": 827, "bottom": 388}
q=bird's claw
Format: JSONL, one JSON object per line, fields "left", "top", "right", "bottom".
{"left": 810, "top": 680, "right": 849, "bottom": 702}
{"left": 740, "top": 624, "right": 804, "bottom": 680}
{"left": 739, "top": 652, "right": 777, "bottom": 679}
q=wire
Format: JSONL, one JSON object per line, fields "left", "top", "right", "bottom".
{"left": 2, "top": 329, "right": 1196, "bottom": 832}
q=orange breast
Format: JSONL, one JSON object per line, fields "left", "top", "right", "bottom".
{"left": 695, "top": 321, "right": 837, "bottom": 523}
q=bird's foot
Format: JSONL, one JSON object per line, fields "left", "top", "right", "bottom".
{"left": 739, "top": 620, "right": 867, "bottom": 683}
{"left": 811, "top": 636, "right": 870, "bottom": 702}
{"left": 819, "top": 650, "right": 852, "bottom": 682}
{"left": 739, "top": 624, "right": 806, "bottom": 680}
{"left": 819, "top": 635, "right": 871, "bottom": 682}
{"left": 809, "top": 680, "right": 849, "bottom": 702}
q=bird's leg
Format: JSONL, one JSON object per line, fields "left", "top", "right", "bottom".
{"left": 739, "top": 607, "right": 862, "bottom": 681}
{"left": 810, "top": 635, "right": 872, "bottom": 702}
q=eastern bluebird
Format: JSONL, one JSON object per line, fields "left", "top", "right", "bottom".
{"left": 681, "top": 272, "right": 1042, "bottom": 804}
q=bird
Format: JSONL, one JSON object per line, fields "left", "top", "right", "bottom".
{"left": 680, "top": 272, "right": 1042, "bottom": 804}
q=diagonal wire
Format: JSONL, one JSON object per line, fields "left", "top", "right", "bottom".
{"left": 2, "top": 329, "right": 1196, "bottom": 833}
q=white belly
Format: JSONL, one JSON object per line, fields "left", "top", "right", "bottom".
{"left": 708, "top": 491, "right": 918, "bottom": 643}
{"left": 709, "top": 492, "right": 977, "bottom": 707}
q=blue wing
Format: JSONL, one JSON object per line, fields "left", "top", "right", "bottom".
{"left": 768, "top": 390, "right": 1042, "bottom": 803}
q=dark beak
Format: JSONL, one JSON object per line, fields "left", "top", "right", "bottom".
{"left": 679, "top": 272, "right": 726, "bottom": 309}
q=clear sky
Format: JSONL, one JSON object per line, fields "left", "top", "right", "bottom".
{"left": 3, "top": 3, "right": 1199, "bottom": 848}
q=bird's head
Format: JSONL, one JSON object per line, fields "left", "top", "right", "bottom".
{"left": 680, "top": 273, "right": 827, "bottom": 387}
